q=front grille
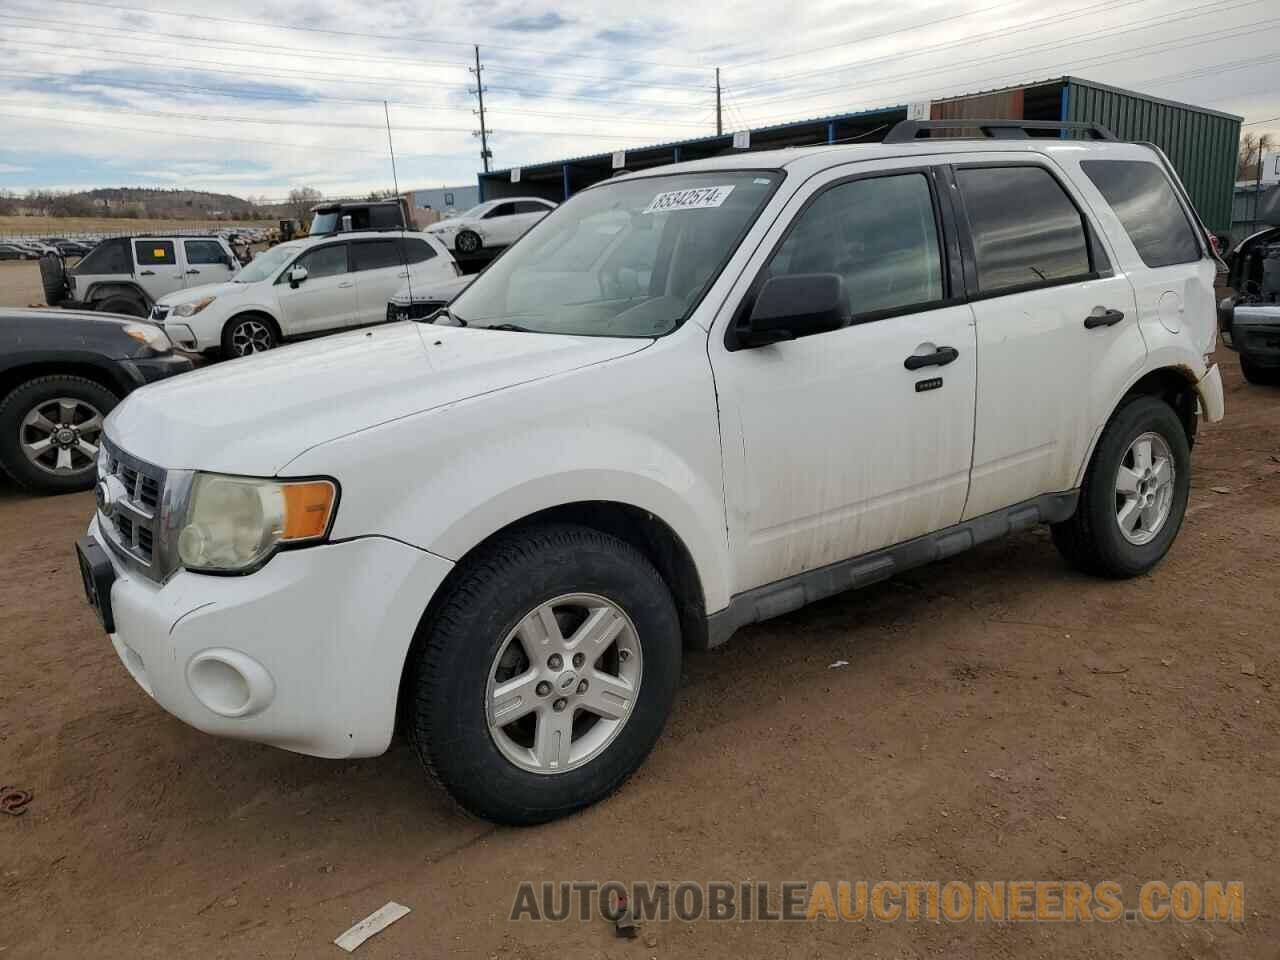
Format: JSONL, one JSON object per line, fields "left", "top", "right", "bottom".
{"left": 98, "top": 440, "right": 167, "bottom": 575}
{"left": 387, "top": 301, "right": 445, "bottom": 324}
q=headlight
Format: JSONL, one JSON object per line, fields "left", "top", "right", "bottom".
{"left": 123, "top": 323, "right": 172, "bottom": 352}
{"left": 177, "top": 473, "right": 338, "bottom": 573}
{"left": 172, "top": 296, "right": 216, "bottom": 317}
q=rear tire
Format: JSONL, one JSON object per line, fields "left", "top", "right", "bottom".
{"left": 407, "top": 523, "right": 681, "bottom": 824}
{"left": 95, "top": 295, "right": 148, "bottom": 318}
{"left": 1240, "top": 356, "right": 1278, "bottom": 385}
{"left": 0, "top": 375, "right": 117, "bottom": 494}
{"left": 1051, "top": 396, "right": 1191, "bottom": 578}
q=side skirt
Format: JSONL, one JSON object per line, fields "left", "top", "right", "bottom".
{"left": 703, "top": 491, "right": 1079, "bottom": 649}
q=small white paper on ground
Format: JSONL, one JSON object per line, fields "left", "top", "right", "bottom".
{"left": 643, "top": 185, "right": 735, "bottom": 215}
{"left": 334, "top": 902, "right": 411, "bottom": 953}
{"left": 828, "top": 660, "right": 849, "bottom": 669}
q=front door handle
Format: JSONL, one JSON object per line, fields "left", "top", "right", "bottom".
{"left": 904, "top": 346, "right": 959, "bottom": 370}
{"left": 186, "top": 269, "right": 200, "bottom": 275}
{"left": 1084, "top": 308, "right": 1125, "bottom": 329}
{"left": 139, "top": 270, "right": 155, "bottom": 276}
{"left": 338, "top": 281, "right": 355, "bottom": 288}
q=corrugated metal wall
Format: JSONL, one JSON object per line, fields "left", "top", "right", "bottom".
{"left": 1065, "top": 78, "right": 1240, "bottom": 234}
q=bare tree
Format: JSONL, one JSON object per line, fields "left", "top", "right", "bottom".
{"left": 287, "top": 186, "right": 323, "bottom": 222}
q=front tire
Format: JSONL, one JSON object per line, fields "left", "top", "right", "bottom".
{"left": 0, "top": 376, "right": 117, "bottom": 494}
{"left": 1240, "top": 356, "right": 1278, "bottom": 385}
{"left": 1051, "top": 396, "right": 1191, "bottom": 578}
{"left": 221, "top": 314, "right": 279, "bottom": 357}
{"left": 407, "top": 524, "right": 681, "bottom": 824}
{"left": 454, "top": 229, "right": 481, "bottom": 255}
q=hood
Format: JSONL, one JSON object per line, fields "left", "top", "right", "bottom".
{"left": 157, "top": 280, "right": 251, "bottom": 307}
{"left": 390, "top": 275, "right": 473, "bottom": 305}
{"left": 105, "top": 322, "right": 650, "bottom": 475}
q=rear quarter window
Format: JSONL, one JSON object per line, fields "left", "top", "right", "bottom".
{"left": 1079, "top": 159, "right": 1202, "bottom": 268}
{"left": 76, "top": 238, "right": 131, "bottom": 274}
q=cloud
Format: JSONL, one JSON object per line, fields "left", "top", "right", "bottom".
{"left": 500, "top": 12, "right": 573, "bottom": 32}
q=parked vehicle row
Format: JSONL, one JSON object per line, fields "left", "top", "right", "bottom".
{"left": 74, "top": 123, "right": 1228, "bottom": 827}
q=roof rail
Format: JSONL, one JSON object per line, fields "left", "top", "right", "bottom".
{"left": 882, "top": 119, "right": 1116, "bottom": 144}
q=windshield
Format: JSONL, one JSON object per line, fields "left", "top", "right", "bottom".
{"left": 456, "top": 203, "right": 488, "bottom": 220}
{"left": 448, "top": 171, "right": 779, "bottom": 337}
{"left": 310, "top": 211, "right": 340, "bottom": 235}
{"left": 235, "top": 244, "right": 296, "bottom": 283}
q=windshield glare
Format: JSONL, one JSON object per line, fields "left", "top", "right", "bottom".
{"left": 448, "top": 172, "right": 779, "bottom": 337}
{"left": 236, "top": 244, "right": 295, "bottom": 283}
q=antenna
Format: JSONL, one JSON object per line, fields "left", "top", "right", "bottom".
{"left": 384, "top": 99, "right": 413, "bottom": 307}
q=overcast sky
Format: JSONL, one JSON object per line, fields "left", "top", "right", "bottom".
{"left": 0, "top": 0, "right": 1276, "bottom": 199}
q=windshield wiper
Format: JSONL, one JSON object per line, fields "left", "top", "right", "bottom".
{"left": 480, "top": 322, "right": 537, "bottom": 333}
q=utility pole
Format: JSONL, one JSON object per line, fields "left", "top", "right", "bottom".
{"left": 470, "top": 45, "right": 492, "bottom": 173}
{"left": 715, "top": 67, "right": 722, "bottom": 136}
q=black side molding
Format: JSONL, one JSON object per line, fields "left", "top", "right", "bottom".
{"left": 701, "top": 491, "right": 1079, "bottom": 650}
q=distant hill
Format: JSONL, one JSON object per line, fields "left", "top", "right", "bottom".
{"left": 0, "top": 187, "right": 269, "bottom": 221}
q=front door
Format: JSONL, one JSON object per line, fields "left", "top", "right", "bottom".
{"left": 132, "top": 240, "right": 185, "bottom": 299}
{"left": 946, "top": 158, "right": 1143, "bottom": 520}
{"left": 274, "top": 242, "right": 356, "bottom": 335}
{"left": 711, "top": 165, "right": 978, "bottom": 593}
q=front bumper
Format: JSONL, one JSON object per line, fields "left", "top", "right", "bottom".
{"left": 84, "top": 516, "right": 454, "bottom": 758}
{"left": 1197, "top": 363, "right": 1225, "bottom": 424}
{"left": 121, "top": 352, "right": 197, "bottom": 386}
{"left": 1233, "top": 323, "right": 1280, "bottom": 367}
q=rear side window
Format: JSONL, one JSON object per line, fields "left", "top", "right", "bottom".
{"left": 401, "top": 238, "right": 436, "bottom": 264}
{"left": 184, "top": 240, "right": 227, "bottom": 265}
{"left": 134, "top": 240, "right": 175, "bottom": 266}
{"left": 485, "top": 203, "right": 517, "bottom": 219}
{"left": 956, "top": 166, "right": 1091, "bottom": 294}
{"left": 351, "top": 239, "right": 402, "bottom": 271}
{"left": 513, "top": 201, "right": 549, "bottom": 215}
{"left": 76, "top": 237, "right": 130, "bottom": 274}
{"left": 1080, "top": 160, "right": 1201, "bottom": 268}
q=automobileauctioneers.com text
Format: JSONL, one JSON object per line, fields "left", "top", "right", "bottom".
{"left": 511, "top": 880, "right": 1244, "bottom": 924}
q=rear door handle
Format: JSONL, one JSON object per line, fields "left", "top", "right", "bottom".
{"left": 186, "top": 269, "right": 200, "bottom": 275}
{"left": 904, "top": 346, "right": 959, "bottom": 370}
{"left": 1084, "top": 308, "right": 1125, "bottom": 329}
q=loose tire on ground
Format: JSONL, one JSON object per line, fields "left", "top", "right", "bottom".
{"left": 221, "top": 314, "right": 279, "bottom": 357}
{"left": 407, "top": 523, "right": 681, "bottom": 825}
{"left": 0, "top": 375, "right": 118, "bottom": 494}
{"left": 1051, "top": 396, "right": 1191, "bottom": 579}
{"left": 38, "top": 254, "right": 68, "bottom": 306}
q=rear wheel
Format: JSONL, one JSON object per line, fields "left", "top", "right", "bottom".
{"left": 95, "top": 295, "right": 148, "bottom": 318}
{"left": 1051, "top": 396, "right": 1191, "bottom": 578}
{"left": 221, "top": 314, "right": 279, "bottom": 357}
{"left": 0, "top": 376, "right": 116, "bottom": 494}
{"left": 407, "top": 524, "right": 681, "bottom": 824}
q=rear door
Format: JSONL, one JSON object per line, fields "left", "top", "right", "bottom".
{"left": 183, "top": 238, "right": 236, "bottom": 286}
{"left": 350, "top": 238, "right": 410, "bottom": 325}
{"left": 273, "top": 241, "right": 355, "bottom": 335}
{"left": 948, "top": 157, "right": 1142, "bottom": 520}
{"left": 481, "top": 202, "right": 520, "bottom": 246}
{"left": 132, "top": 240, "right": 185, "bottom": 299}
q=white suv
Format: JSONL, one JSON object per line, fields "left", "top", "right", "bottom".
{"left": 425, "top": 197, "right": 557, "bottom": 254}
{"left": 152, "top": 231, "right": 458, "bottom": 356}
{"left": 77, "top": 122, "right": 1224, "bottom": 825}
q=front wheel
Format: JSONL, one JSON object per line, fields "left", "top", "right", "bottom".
{"left": 0, "top": 375, "right": 117, "bottom": 494}
{"left": 221, "top": 314, "right": 278, "bottom": 357}
{"left": 407, "top": 524, "right": 681, "bottom": 824}
{"left": 1051, "top": 396, "right": 1191, "bottom": 578}
{"left": 454, "top": 229, "right": 481, "bottom": 255}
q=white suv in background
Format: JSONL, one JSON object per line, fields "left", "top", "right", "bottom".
{"left": 426, "top": 197, "right": 557, "bottom": 254}
{"left": 78, "top": 122, "right": 1224, "bottom": 826}
{"left": 151, "top": 231, "right": 458, "bottom": 356}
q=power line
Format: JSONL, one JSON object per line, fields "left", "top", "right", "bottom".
{"left": 1244, "top": 115, "right": 1280, "bottom": 126}
{"left": 26, "top": 0, "right": 710, "bottom": 72}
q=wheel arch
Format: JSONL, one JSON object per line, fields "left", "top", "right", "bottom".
{"left": 1074, "top": 363, "right": 1200, "bottom": 488}
{"left": 394, "top": 499, "right": 709, "bottom": 732}
{"left": 0, "top": 358, "right": 132, "bottom": 402}
{"left": 83, "top": 281, "right": 151, "bottom": 309}
{"left": 223, "top": 309, "right": 283, "bottom": 342}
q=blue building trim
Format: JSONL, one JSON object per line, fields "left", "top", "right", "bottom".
{"left": 827, "top": 121, "right": 836, "bottom": 144}
{"left": 562, "top": 164, "right": 571, "bottom": 200}
{"left": 1059, "top": 84, "right": 1070, "bottom": 138}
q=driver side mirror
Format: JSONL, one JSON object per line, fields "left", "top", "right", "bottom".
{"left": 288, "top": 265, "right": 308, "bottom": 288}
{"left": 736, "top": 273, "right": 849, "bottom": 348}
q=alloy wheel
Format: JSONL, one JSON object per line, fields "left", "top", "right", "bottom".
{"left": 230, "top": 319, "right": 274, "bottom": 355}
{"left": 1114, "top": 431, "right": 1176, "bottom": 546}
{"left": 20, "top": 397, "right": 104, "bottom": 477}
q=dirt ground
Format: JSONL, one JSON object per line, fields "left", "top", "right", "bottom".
{"left": 1, "top": 350, "right": 1277, "bottom": 959}
{"left": 0, "top": 260, "right": 48, "bottom": 308}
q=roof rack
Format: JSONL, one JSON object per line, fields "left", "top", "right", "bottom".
{"left": 882, "top": 119, "right": 1116, "bottom": 144}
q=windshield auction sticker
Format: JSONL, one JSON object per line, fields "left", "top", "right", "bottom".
{"left": 643, "top": 185, "right": 736, "bottom": 214}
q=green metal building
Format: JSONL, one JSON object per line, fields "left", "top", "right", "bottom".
{"left": 478, "top": 75, "right": 1241, "bottom": 234}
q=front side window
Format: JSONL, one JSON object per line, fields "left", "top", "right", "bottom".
{"left": 350, "top": 239, "right": 401, "bottom": 271}
{"left": 485, "top": 203, "right": 517, "bottom": 219}
{"left": 449, "top": 171, "right": 780, "bottom": 337}
{"left": 184, "top": 240, "right": 227, "bottom": 265}
{"left": 1080, "top": 159, "right": 1201, "bottom": 268}
{"left": 134, "top": 240, "right": 175, "bottom": 266}
{"left": 295, "top": 243, "right": 348, "bottom": 279}
{"left": 764, "top": 173, "right": 944, "bottom": 320}
{"left": 956, "top": 166, "right": 1091, "bottom": 294}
